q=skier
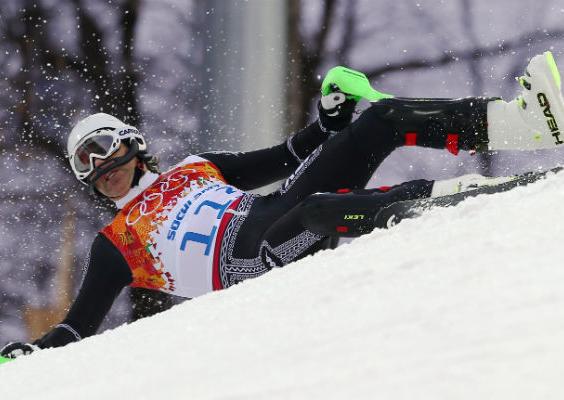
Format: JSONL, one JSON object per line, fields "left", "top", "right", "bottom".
{"left": 2, "top": 51, "right": 564, "bottom": 359}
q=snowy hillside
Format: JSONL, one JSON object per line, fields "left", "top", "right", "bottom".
{"left": 2, "top": 170, "right": 564, "bottom": 399}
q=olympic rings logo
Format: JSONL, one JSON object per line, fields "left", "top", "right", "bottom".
{"left": 126, "top": 167, "right": 198, "bottom": 226}
{"left": 126, "top": 191, "right": 163, "bottom": 226}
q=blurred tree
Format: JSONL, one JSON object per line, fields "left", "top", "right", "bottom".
{"left": 67, "top": 0, "right": 175, "bottom": 322}
{"left": 286, "top": 0, "right": 358, "bottom": 133}
{"left": 0, "top": 0, "right": 175, "bottom": 342}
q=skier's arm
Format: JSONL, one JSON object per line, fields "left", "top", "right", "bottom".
{"left": 201, "top": 92, "right": 357, "bottom": 191}
{"left": 34, "top": 233, "right": 132, "bottom": 349}
{"left": 200, "top": 121, "right": 330, "bottom": 190}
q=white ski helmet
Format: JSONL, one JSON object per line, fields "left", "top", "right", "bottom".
{"left": 67, "top": 113, "right": 147, "bottom": 184}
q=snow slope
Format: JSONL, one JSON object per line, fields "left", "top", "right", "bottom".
{"left": 2, "top": 171, "right": 564, "bottom": 400}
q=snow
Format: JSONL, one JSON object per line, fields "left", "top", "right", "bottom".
{"left": 2, "top": 170, "right": 564, "bottom": 399}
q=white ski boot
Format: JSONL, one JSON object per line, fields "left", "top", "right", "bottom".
{"left": 431, "top": 174, "right": 517, "bottom": 198}
{"left": 487, "top": 51, "right": 564, "bottom": 150}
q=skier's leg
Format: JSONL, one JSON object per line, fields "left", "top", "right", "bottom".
{"left": 247, "top": 179, "right": 433, "bottom": 268}
{"left": 322, "top": 51, "right": 564, "bottom": 152}
{"left": 350, "top": 50, "right": 564, "bottom": 154}
{"left": 274, "top": 94, "right": 493, "bottom": 210}
{"left": 303, "top": 167, "right": 562, "bottom": 235}
{"left": 277, "top": 51, "right": 564, "bottom": 207}
{"left": 218, "top": 179, "right": 432, "bottom": 285}
{"left": 221, "top": 52, "right": 564, "bottom": 283}
{"left": 227, "top": 94, "right": 506, "bottom": 271}
{"left": 295, "top": 179, "right": 434, "bottom": 237}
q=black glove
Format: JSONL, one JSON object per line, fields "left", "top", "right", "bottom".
{"left": 1, "top": 342, "right": 40, "bottom": 359}
{"left": 317, "top": 87, "right": 358, "bottom": 133}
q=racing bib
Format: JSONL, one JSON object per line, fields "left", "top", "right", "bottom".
{"left": 101, "top": 155, "right": 243, "bottom": 298}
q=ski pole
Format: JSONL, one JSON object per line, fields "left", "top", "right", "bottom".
{"left": 0, "top": 356, "right": 13, "bottom": 365}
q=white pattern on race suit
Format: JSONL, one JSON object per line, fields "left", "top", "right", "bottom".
{"left": 126, "top": 168, "right": 197, "bottom": 226}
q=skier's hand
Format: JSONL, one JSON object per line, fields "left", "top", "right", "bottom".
{"left": 318, "top": 85, "right": 357, "bottom": 133}
{"left": 0, "top": 342, "right": 40, "bottom": 359}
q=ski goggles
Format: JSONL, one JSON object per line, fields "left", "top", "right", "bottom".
{"left": 70, "top": 132, "right": 121, "bottom": 179}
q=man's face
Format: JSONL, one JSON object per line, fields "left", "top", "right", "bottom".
{"left": 93, "top": 143, "right": 138, "bottom": 201}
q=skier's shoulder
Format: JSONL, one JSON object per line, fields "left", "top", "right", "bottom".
{"left": 166, "top": 153, "right": 231, "bottom": 184}
{"left": 171, "top": 154, "right": 212, "bottom": 170}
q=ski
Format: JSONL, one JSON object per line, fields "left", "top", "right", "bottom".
{"left": 373, "top": 167, "right": 562, "bottom": 229}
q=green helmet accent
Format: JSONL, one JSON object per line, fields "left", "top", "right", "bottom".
{"left": 0, "top": 356, "right": 13, "bottom": 365}
{"left": 321, "top": 66, "right": 394, "bottom": 102}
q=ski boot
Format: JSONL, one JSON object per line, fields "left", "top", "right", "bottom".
{"left": 299, "top": 180, "right": 433, "bottom": 237}
{"left": 430, "top": 174, "right": 518, "bottom": 197}
{"left": 487, "top": 51, "right": 564, "bottom": 150}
